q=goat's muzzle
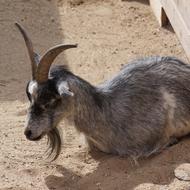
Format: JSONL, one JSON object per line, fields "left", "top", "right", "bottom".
{"left": 24, "top": 128, "right": 44, "bottom": 141}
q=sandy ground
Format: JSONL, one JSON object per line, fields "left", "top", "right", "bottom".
{"left": 1, "top": 0, "right": 190, "bottom": 189}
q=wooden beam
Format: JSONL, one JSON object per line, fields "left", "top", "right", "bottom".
{"left": 149, "top": 0, "right": 168, "bottom": 27}
{"left": 173, "top": 0, "right": 190, "bottom": 31}
{"left": 161, "top": 0, "right": 190, "bottom": 61}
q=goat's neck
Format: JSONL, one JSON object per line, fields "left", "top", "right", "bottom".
{"left": 70, "top": 77, "right": 103, "bottom": 132}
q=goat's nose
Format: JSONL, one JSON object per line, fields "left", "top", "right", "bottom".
{"left": 24, "top": 129, "right": 32, "bottom": 139}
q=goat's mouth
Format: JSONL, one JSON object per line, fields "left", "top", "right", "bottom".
{"left": 30, "top": 134, "right": 43, "bottom": 141}
{"left": 26, "top": 134, "right": 44, "bottom": 141}
{"left": 26, "top": 132, "right": 46, "bottom": 141}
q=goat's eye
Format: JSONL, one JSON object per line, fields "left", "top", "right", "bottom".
{"left": 40, "top": 99, "right": 59, "bottom": 110}
{"left": 49, "top": 99, "right": 60, "bottom": 107}
{"left": 50, "top": 99, "right": 57, "bottom": 105}
{"left": 40, "top": 104, "right": 47, "bottom": 110}
{"left": 39, "top": 103, "right": 50, "bottom": 110}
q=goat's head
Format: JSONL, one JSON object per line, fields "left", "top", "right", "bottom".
{"left": 15, "top": 23, "right": 77, "bottom": 160}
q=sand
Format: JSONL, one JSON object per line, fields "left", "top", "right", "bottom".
{"left": 1, "top": 0, "right": 190, "bottom": 189}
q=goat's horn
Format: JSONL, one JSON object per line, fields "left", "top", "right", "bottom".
{"left": 15, "top": 22, "right": 37, "bottom": 79}
{"left": 36, "top": 44, "right": 77, "bottom": 83}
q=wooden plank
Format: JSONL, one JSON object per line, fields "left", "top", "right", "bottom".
{"left": 149, "top": 0, "right": 168, "bottom": 26}
{"left": 173, "top": 0, "right": 190, "bottom": 31}
{"left": 161, "top": 0, "right": 190, "bottom": 61}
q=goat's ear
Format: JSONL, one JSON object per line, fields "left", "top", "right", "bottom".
{"left": 57, "top": 81, "right": 74, "bottom": 97}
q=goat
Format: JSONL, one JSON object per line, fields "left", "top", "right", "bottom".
{"left": 16, "top": 23, "right": 190, "bottom": 161}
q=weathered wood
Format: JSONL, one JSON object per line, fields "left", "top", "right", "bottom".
{"left": 161, "top": 0, "right": 190, "bottom": 61}
{"left": 173, "top": 0, "right": 190, "bottom": 31}
{"left": 150, "top": 0, "right": 190, "bottom": 61}
{"left": 149, "top": 0, "right": 168, "bottom": 26}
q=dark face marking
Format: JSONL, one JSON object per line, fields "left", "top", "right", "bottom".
{"left": 26, "top": 81, "right": 32, "bottom": 102}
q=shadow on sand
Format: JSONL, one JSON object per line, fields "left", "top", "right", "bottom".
{"left": 122, "top": 0, "right": 149, "bottom": 5}
{"left": 45, "top": 137, "right": 190, "bottom": 190}
{"left": 1, "top": 1, "right": 190, "bottom": 190}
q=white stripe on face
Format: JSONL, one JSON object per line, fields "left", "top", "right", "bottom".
{"left": 28, "top": 81, "right": 38, "bottom": 98}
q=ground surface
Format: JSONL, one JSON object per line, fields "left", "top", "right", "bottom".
{"left": 0, "top": 0, "right": 190, "bottom": 189}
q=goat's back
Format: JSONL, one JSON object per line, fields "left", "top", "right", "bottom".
{"left": 92, "top": 56, "right": 190, "bottom": 157}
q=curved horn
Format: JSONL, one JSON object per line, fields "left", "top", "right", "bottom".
{"left": 36, "top": 44, "right": 77, "bottom": 83}
{"left": 15, "top": 22, "right": 37, "bottom": 79}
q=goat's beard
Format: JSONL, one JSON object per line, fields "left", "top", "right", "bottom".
{"left": 46, "top": 127, "right": 62, "bottom": 161}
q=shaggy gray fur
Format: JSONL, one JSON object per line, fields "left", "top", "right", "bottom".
{"left": 25, "top": 56, "right": 190, "bottom": 160}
